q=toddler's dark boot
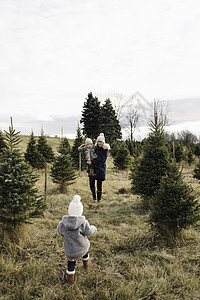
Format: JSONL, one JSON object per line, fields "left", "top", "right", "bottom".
{"left": 97, "top": 191, "right": 102, "bottom": 202}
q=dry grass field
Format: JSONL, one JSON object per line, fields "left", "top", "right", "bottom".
{"left": 0, "top": 136, "right": 200, "bottom": 300}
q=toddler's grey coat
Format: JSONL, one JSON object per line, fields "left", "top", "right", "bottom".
{"left": 85, "top": 147, "right": 97, "bottom": 160}
{"left": 57, "top": 215, "right": 97, "bottom": 258}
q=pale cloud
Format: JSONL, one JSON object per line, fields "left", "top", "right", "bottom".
{"left": 0, "top": 0, "right": 200, "bottom": 137}
{"left": 168, "top": 98, "right": 200, "bottom": 124}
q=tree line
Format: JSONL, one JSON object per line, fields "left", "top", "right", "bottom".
{"left": 1, "top": 95, "right": 200, "bottom": 245}
{"left": 80, "top": 92, "right": 122, "bottom": 142}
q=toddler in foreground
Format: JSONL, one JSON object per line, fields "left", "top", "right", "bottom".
{"left": 57, "top": 195, "right": 97, "bottom": 284}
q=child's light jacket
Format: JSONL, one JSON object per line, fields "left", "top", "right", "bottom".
{"left": 57, "top": 216, "right": 97, "bottom": 258}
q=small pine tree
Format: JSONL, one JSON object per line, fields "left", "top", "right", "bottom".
{"left": 125, "top": 140, "right": 142, "bottom": 158}
{"left": 126, "top": 140, "right": 135, "bottom": 156}
{"left": 194, "top": 143, "right": 200, "bottom": 158}
{"left": 37, "top": 129, "right": 54, "bottom": 164}
{"left": 174, "top": 142, "right": 184, "bottom": 163}
{"left": 114, "top": 143, "right": 131, "bottom": 170}
{"left": 0, "top": 131, "right": 8, "bottom": 154}
{"left": 187, "top": 147, "right": 195, "bottom": 166}
{"left": 58, "top": 137, "right": 71, "bottom": 155}
{"left": 50, "top": 153, "right": 76, "bottom": 193}
{"left": 130, "top": 103, "right": 171, "bottom": 202}
{"left": 134, "top": 143, "right": 142, "bottom": 159}
{"left": 25, "top": 131, "right": 45, "bottom": 169}
{"left": 0, "top": 119, "right": 46, "bottom": 240}
{"left": 193, "top": 161, "right": 200, "bottom": 180}
{"left": 71, "top": 125, "right": 85, "bottom": 169}
{"left": 110, "top": 140, "right": 121, "bottom": 158}
{"left": 150, "top": 163, "right": 200, "bottom": 239}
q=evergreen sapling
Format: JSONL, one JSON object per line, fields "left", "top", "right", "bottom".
{"left": 193, "top": 161, "right": 200, "bottom": 181}
{"left": 25, "top": 131, "right": 45, "bottom": 169}
{"left": 37, "top": 129, "right": 54, "bottom": 164}
{"left": 130, "top": 104, "right": 171, "bottom": 202}
{"left": 58, "top": 137, "right": 71, "bottom": 155}
{"left": 114, "top": 143, "right": 131, "bottom": 170}
{"left": 50, "top": 138, "right": 76, "bottom": 193}
{"left": 150, "top": 163, "right": 200, "bottom": 239}
{"left": 0, "top": 120, "right": 46, "bottom": 237}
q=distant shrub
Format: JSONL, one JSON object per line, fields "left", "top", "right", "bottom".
{"left": 193, "top": 161, "right": 200, "bottom": 180}
{"left": 110, "top": 140, "right": 121, "bottom": 157}
{"left": 118, "top": 187, "right": 128, "bottom": 194}
{"left": 25, "top": 131, "right": 45, "bottom": 169}
{"left": 114, "top": 143, "right": 131, "bottom": 170}
{"left": 37, "top": 129, "right": 55, "bottom": 165}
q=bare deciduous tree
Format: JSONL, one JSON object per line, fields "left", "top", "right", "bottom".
{"left": 177, "top": 130, "right": 197, "bottom": 145}
{"left": 121, "top": 104, "right": 140, "bottom": 141}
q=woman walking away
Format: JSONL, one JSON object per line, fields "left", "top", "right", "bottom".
{"left": 90, "top": 133, "right": 110, "bottom": 202}
{"left": 57, "top": 195, "right": 97, "bottom": 284}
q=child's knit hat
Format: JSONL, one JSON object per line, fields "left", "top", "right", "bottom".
{"left": 85, "top": 138, "right": 93, "bottom": 146}
{"left": 68, "top": 195, "right": 83, "bottom": 216}
{"left": 96, "top": 133, "right": 105, "bottom": 143}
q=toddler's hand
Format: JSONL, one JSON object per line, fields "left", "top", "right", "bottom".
{"left": 90, "top": 225, "right": 97, "bottom": 233}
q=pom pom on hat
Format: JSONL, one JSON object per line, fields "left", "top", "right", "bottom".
{"left": 85, "top": 138, "right": 93, "bottom": 146}
{"left": 68, "top": 195, "right": 83, "bottom": 216}
{"left": 96, "top": 133, "right": 105, "bottom": 143}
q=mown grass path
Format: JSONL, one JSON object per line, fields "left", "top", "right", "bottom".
{"left": 1, "top": 154, "right": 200, "bottom": 300}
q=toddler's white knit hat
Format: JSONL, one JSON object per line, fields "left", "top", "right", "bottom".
{"left": 68, "top": 195, "right": 83, "bottom": 216}
{"left": 96, "top": 133, "right": 105, "bottom": 143}
{"left": 85, "top": 138, "right": 93, "bottom": 146}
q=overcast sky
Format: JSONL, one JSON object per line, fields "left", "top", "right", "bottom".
{"left": 1, "top": 0, "right": 200, "bottom": 138}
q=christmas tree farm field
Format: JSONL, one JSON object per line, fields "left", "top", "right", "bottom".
{"left": 16, "top": 134, "right": 74, "bottom": 153}
{"left": 0, "top": 153, "right": 200, "bottom": 299}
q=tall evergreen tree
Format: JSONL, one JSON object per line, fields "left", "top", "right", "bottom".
{"left": 0, "top": 119, "right": 46, "bottom": 234}
{"left": 80, "top": 92, "right": 101, "bottom": 140}
{"left": 37, "top": 129, "right": 54, "bottom": 164}
{"left": 150, "top": 163, "right": 200, "bottom": 238}
{"left": 99, "top": 98, "right": 122, "bottom": 143}
{"left": 0, "top": 131, "right": 7, "bottom": 154}
{"left": 25, "top": 131, "right": 45, "bottom": 169}
{"left": 71, "top": 125, "right": 85, "bottom": 170}
{"left": 130, "top": 102, "right": 171, "bottom": 202}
